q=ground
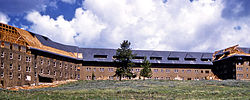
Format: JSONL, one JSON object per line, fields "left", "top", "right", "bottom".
{"left": 0, "top": 80, "right": 249, "bottom": 99}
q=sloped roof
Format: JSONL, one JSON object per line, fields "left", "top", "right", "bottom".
{"left": 33, "top": 33, "right": 79, "bottom": 52}
{"left": 80, "top": 48, "right": 213, "bottom": 65}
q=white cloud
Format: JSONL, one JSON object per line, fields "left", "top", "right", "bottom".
{"left": 61, "top": 0, "right": 76, "bottom": 4}
{"left": 26, "top": 0, "right": 250, "bottom": 52}
{"left": 0, "top": 12, "right": 9, "bottom": 24}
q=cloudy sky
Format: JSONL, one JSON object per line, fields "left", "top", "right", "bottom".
{"left": 0, "top": 0, "right": 249, "bottom": 52}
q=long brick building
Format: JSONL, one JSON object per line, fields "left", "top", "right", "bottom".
{"left": 0, "top": 23, "right": 249, "bottom": 88}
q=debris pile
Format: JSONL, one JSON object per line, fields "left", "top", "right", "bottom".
{"left": 8, "top": 80, "right": 77, "bottom": 91}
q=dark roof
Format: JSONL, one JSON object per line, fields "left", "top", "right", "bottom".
{"left": 32, "top": 33, "right": 213, "bottom": 65}
{"left": 80, "top": 48, "right": 213, "bottom": 65}
{"left": 31, "top": 32, "right": 79, "bottom": 52}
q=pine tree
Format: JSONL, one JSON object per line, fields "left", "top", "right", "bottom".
{"left": 113, "top": 40, "right": 136, "bottom": 81}
{"left": 140, "top": 57, "right": 152, "bottom": 80}
{"left": 91, "top": 72, "right": 95, "bottom": 80}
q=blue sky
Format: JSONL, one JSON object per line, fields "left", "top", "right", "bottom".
{"left": 0, "top": 0, "right": 250, "bottom": 52}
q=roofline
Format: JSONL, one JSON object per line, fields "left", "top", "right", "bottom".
{"left": 29, "top": 47, "right": 82, "bottom": 61}
{"left": 213, "top": 54, "right": 250, "bottom": 62}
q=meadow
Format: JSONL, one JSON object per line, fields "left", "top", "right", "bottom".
{"left": 0, "top": 80, "right": 249, "bottom": 99}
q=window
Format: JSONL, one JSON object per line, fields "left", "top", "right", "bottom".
{"left": 34, "top": 63, "right": 37, "bottom": 68}
{"left": 1, "top": 52, "right": 4, "bottom": 57}
{"left": 18, "top": 74, "right": 21, "bottom": 79}
{"left": 201, "top": 58, "right": 211, "bottom": 62}
{"left": 166, "top": 77, "right": 170, "bottom": 80}
{"left": 133, "top": 56, "right": 145, "bottom": 60}
{"left": 1, "top": 62, "right": 4, "bottom": 69}
{"left": 174, "top": 69, "right": 178, "bottom": 73}
{"left": 77, "top": 74, "right": 80, "bottom": 79}
{"left": 18, "top": 55, "right": 21, "bottom": 61}
{"left": 195, "top": 70, "right": 199, "bottom": 73}
{"left": 201, "top": 70, "right": 203, "bottom": 73}
{"left": 59, "top": 63, "right": 62, "bottom": 68}
{"left": 75, "top": 66, "right": 77, "bottom": 71}
{"left": 247, "top": 68, "right": 248, "bottom": 72}
{"left": 166, "top": 69, "right": 170, "bottom": 73}
{"left": 237, "top": 67, "right": 243, "bottom": 71}
{"left": 26, "top": 66, "right": 31, "bottom": 72}
{"left": 150, "top": 57, "right": 162, "bottom": 60}
{"left": 109, "top": 76, "right": 113, "bottom": 80}
{"left": 108, "top": 68, "right": 114, "bottom": 72}
{"left": 86, "top": 76, "right": 91, "bottom": 80}
{"left": 18, "top": 65, "right": 21, "bottom": 71}
{"left": 187, "top": 70, "right": 191, "bottom": 73}
{"left": 94, "top": 55, "right": 107, "bottom": 59}
{"left": 60, "top": 72, "right": 62, "bottom": 77}
{"left": 185, "top": 58, "right": 196, "bottom": 61}
{"left": 41, "top": 69, "right": 43, "bottom": 74}
{"left": 41, "top": 59, "right": 43, "bottom": 65}
{"left": 53, "top": 62, "right": 56, "bottom": 67}
{"left": 161, "top": 69, "right": 164, "bottom": 72}
{"left": 205, "top": 70, "right": 209, "bottom": 73}
{"left": 168, "top": 57, "right": 179, "bottom": 60}
{"left": 35, "top": 72, "right": 37, "bottom": 77}
{"left": 1, "top": 72, "right": 4, "bottom": 78}
{"left": 54, "top": 71, "right": 56, "bottom": 76}
{"left": 154, "top": 69, "right": 158, "bottom": 72}
{"left": 65, "top": 64, "right": 68, "bottom": 69}
{"left": 48, "top": 70, "right": 50, "bottom": 75}
{"left": 86, "top": 68, "right": 91, "bottom": 71}
{"left": 65, "top": 73, "right": 68, "bottom": 78}
{"left": 26, "top": 57, "right": 29, "bottom": 62}
{"left": 136, "top": 69, "right": 140, "bottom": 72}
{"left": 182, "top": 70, "right": 185, "bottom": 73}
{"left": 70, "top": 65, "right": 73, "bottom": 70}
{"left": 48, "top": 60, "right": 50, "bottom": 65}
{"left": 237, "top": 74, "right": 243, "bottom": 78}
{"left": 100, "top": 68, "right": 104, "bottom": 72}
{"left": 9, "top": 72, "right": 13, "bottom": 79}
{"left": 9, "top": 53, "right": 13, "bottom": 59}
{"left": 154, "top": 77, "right": 159, "bottom": 80}
{"left": 10, "top": 64, "right": 13, "bottom": 70}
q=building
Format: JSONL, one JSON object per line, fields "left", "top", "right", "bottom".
{"left": 213, "top": 45, "right": 250, "bottom": 80}
{"left": 0, "top": 23, "right": 249, "bottom": 88}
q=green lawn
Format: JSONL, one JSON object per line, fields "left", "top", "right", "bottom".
{"left": 0, "top": 80, "right": 249, "bottom": 99}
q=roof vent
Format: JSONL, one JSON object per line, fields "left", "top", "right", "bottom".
{"left": 133, "top": 56, "right": 145, "bottom": 60}
{"left": 94, "top": 55, "right": 108, "bottom": 59}
{"left": 150, "top": 57, "right": 162, "bottom": 60}
{"left": 168, "top": 57, "right": 179, "bottom": 60}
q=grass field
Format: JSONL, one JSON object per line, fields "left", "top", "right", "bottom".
{"left": 0, "top": 80, "right": 249, "bottom": 99}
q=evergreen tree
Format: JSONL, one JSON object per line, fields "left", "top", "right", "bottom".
{"left": 114, "top": 40, "right": 136, "bottom": 81}
{"left": 91, "top": 72, "right": 95, "bottom": 80}
{"left": 140, "top": 57, "right": 152, "bottom": 80}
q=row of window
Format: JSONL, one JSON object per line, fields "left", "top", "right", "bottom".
{"left": 153, "top": 69, "right": 209, "bottom": 74}
{"left": 39, "top": 59, "right": 79, "bottom": 71}
{"left": 237, "top": 74, "right": 249, "bottom": 78}
{"left": 1, "top": 52, "right": 32, "bottom": 62}
{"left": 93, "top": 55, "right": 211, "bottom": 62}
{"left": 86, "top": 68, "right": 106, "bottom": 72}
{"left": 237, "top": 67, "right": 249, "bottom": 71}
{"left": 0, "top": 63, "right": 31, "bottom": 72}
{"left": 84, "top": 67, "right": 210, "bottom": 74}
{"left": 0, "top": 72, "right": 29, "bottom": 80}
